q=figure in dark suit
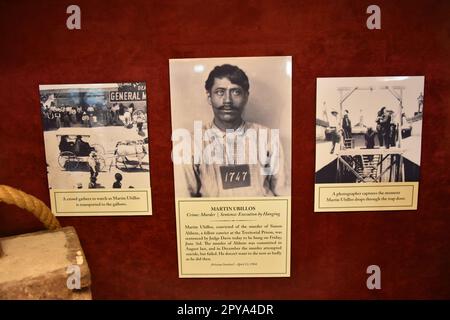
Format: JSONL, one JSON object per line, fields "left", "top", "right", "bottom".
{"left": 342, "top": 109, "right": 352, "bottom": 139}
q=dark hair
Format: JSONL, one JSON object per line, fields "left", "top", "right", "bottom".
{"left": 204, "top": 64, "right": 249, "bottom": 93}
{"left": 115, "top": 173, "right": 123, "bottom": 181}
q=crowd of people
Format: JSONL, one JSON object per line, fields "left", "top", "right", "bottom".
{"left": 328, "top": 106, "right": 399, "bottom": 154}
{"left": 362, "top": 106, "right": 397, "bottom": 150}
{"left": 41, "top": 101, "right": 145, "bottom": 131}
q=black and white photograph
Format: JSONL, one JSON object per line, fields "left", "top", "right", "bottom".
{"left": 315, "top": 76, "right": 424, "bottom": 184}
{"left": 170, "top": 56, "right": 292, "bottom": 198}
{"left": 40, "top": 83, "right": 151, "bottom": 191}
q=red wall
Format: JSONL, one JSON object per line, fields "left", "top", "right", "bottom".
{"left": 0, "top": 0, "right": 449, "bottom": 299}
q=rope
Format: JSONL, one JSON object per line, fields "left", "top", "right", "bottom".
{"left": 0, "top": 185, "right": 61, "bottom": 230}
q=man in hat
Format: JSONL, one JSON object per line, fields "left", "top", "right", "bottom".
{"left": 375, "top": 107, "right": 391, "bottom": 147}
{"left": 342, "top": 109, "right": 352, "bottom": 139}
{"left": 417, "top": 92, "right": 424, "bottom": 114}
{"left": 328, "top": 108, "right": 340, "bottom": 154}
{"left": 74, "top": 135, "right": 91, "bottom": 156}
{"left": 88, "top": 151, "right": 100, "bottom": 181}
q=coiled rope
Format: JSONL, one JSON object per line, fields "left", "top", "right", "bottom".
{"left": 0, "top": 185, "right": 60, "bottom": 230}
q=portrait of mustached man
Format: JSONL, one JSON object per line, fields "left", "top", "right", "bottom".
{"left": 181, "top": 64, "right": 288, "bottom": 197}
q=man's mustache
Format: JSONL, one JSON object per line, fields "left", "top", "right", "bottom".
{"left": 218, "top": 105, "right": 237, "bottom": 110}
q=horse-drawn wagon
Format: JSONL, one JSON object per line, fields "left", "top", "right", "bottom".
{"left": 113, "top": 138, "right": 148, "bottom": 170}
{"left": 57, "top": 134, "right": 106, "bottom": 171}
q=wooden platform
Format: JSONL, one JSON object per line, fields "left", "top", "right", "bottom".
{"left": 336, "top": 147, "right": 405, "bottom": 156}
